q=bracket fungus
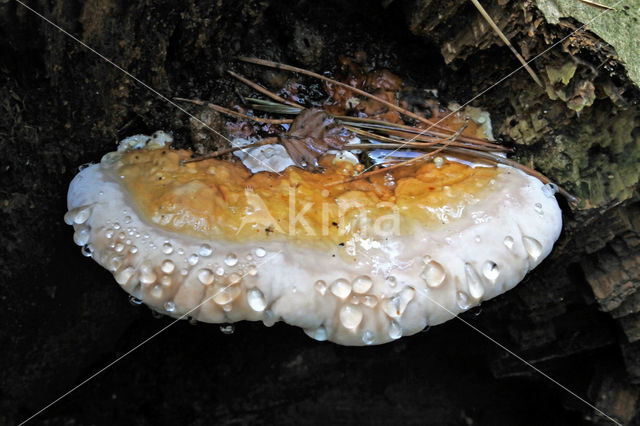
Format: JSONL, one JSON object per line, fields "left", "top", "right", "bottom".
{"left": 66, "top": 131, "right": 562, "bottom": 345}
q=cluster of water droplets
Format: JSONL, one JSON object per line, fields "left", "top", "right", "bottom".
{"left": 65, "top": 206, "right": 94, "bottom": 255}
{"left": 65, "top": 201, "right": 276, "bottom": 323}
{"left": 310, "top": 273, "right": 414, "bottom": 343}
{"left": 418, "top": 227, "right": 544, "bottom": 313}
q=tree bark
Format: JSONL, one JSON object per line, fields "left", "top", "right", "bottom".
{"left": 1, "top": 0, "right": 639, "bottom": 424}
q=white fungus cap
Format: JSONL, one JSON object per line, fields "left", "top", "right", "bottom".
{"left": 65, "top": 136, "right": 562, "bottom": 346}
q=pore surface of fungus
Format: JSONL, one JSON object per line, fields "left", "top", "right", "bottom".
{"left": 66, "top": 132, "right": 562, "bottom": 345}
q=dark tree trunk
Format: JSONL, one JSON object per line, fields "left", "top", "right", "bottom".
{"left": 1, "top": 0, "right": 639, "bottom": 424}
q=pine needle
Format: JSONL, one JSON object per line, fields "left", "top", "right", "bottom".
{"left": 328, "top": 121, "right": 468, "bottom": 186}
{"left": 238, "top": 56, "right": 478, "bottom": 137}
{"left": 227, "top": 70, "right": 304, "bottom": 109}
{"left": 334, "top": 114, "right": 497, "bottom": 146}
{"left": 468, "top": 0, "right": 543, "bottom": 87}
{"left": 245, "top": 98, "right": 303, "bottom": 115}
{"left": 174, "top": 97, "right": 293, "bottom": 124}
{"left": 577, "top": 0, "right": 615, "bottom": 10}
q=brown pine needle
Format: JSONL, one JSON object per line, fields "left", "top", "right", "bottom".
{"left": 338, "top": 137, "right": 578, "bottom": 204}
{"left": 238, "top": 56, "right": 471, "bottom": 137}
{"left": 375, "top": 127, "right": 510, "bottom": 151}
{"left": 227, "top": 70, "right": 305, "bottom": 109}
{"left": 577, "top": 0, "right": 615, "bottom": 10}
{"left": 344, "top": 143, "right": 437, "bottom": 152}
{"left": 328, "top": 122, "right": 468, "bottom": 186}
{"left": 327, "top": 142, "right": 449, "bottom": 186}
{"left": 469, "top": 0, "right": 543, "bottom": 87}
{"left": 335, "top": 114, "right": 496, "bottom": 146}
{"left": 345, "top": 125, "right": 508, "bottom": 152}
{"left": 345, "top": 125, "right": 439, "bottom": 146}
{"left": 174, "top": 97, "right": 293, "bottom": 124}
{"left": 182, "top": 137, "right": 279, "bottom": 164}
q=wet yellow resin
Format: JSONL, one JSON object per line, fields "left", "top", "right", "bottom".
{"left": 116, "top": 149, "right": 499, "bottom": 244}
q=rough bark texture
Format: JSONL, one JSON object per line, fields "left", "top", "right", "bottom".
{"left": 1, "top": 0, "right": 640, "bottom": 424}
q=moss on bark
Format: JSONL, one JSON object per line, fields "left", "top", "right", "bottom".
{"left": 536, "top": 0, "right": 640, "bottom": 87}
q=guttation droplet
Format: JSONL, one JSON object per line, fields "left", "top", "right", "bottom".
{"left": 330, "top": 279, "right": 352, "bottom": 299}
{"left": 247, "top": 288, "right": 267, "bottom": 312}
{"left": 504, "top": 236, "right": 514, "bottom": 250}
{"left": 73, "top": 228, "right": 90, "bottom": 246}
{"left": 389, "top": 321, "right": 403, "bottom": 340}
{"left": 360, "top": 295, "right": 378, "bottom": 308}
{"left": 109, "top": 256, "right": 122, "bottom": 272}
{"left": 164, "top": 301, "right": 176, "bottom": 312}
{"left": 63, "top": 211, "right": 74, "bottom": 225}
{"left": 534, "top": 203, "right": 543, "bottom": 215}
{"left": 162, "top": 242, "right": 173, "bottom": 254}
{"left": 150, "top": 285, "right": 163, "bottom": 298}
{"left": 197, "top": 268, "right": 214, "bottom": 285}
{"left": 220, "top": 324, "right": 235, "bottom": 334}
{"left": 212, "top": 284, "right": 241, "bottom": 305}
{"left": 188, "top": 254, "right": 199, "bottom": 266}
{"left": 224, "top": 253, "right": 238, "bottom": 266}
{"left": 386, "top": 276, "right": 397, "bottom": 287}
{"left": 362, "top": 330, "right": 375, "bottom": 345}
{"left": 255, "top": 247, "right": 266, "bottom": 258}
{"left": 339, "top": 305, "right": 363, "bottom": 329}
{"left": 456, "top": 291, "right": 471, "bottom": 310}
{"left": 464, "top": 263, "right": 485, "bottom": 299}
{"left": 305, "top": 326, "right": 327, "bottom": 341}
{"left": 482, "top": 261, "right": 500, "bottom": 283}
{"left": 198, "top": 244, "right": 213, "bottom": 257}
{"left": 161, "top": 260, "right": 175, "bottom": 274}
{"left": 381, "top": 287, "right": 415, "bottom": 318}
{"left": 522, "top": 236, "right": 543, "bottom": 261}
{"left": 129, "top": 295, "right": 142, "bottom": 306}
{"left": 542, "top": 183, "right": 558, "bottom": 198}
{"left": 262, "top": 309, "right": 276, "bottom": 327}
{"left": 81, "top": 244, "right": 93, "bottom": 257}
{"left": 72, "top": 206, "right": 91, "bottom": 224}
{"left": 421, "top": 260, "right": 446, "bottom": 288}
{"left": 140, "top": 264, "right": 157, "bottom": 285}
{"left": 352, "top": 276, "right": 373, "bottom": 294}
{"left": 116, "top": 266, "right": 135, "bottom": 285}
{"left": 314, "top": 280, "right": 327, "bottom": 295}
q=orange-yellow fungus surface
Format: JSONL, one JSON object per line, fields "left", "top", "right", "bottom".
{"left": 117, "top": 149, "right": 499, "bottom": 244}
